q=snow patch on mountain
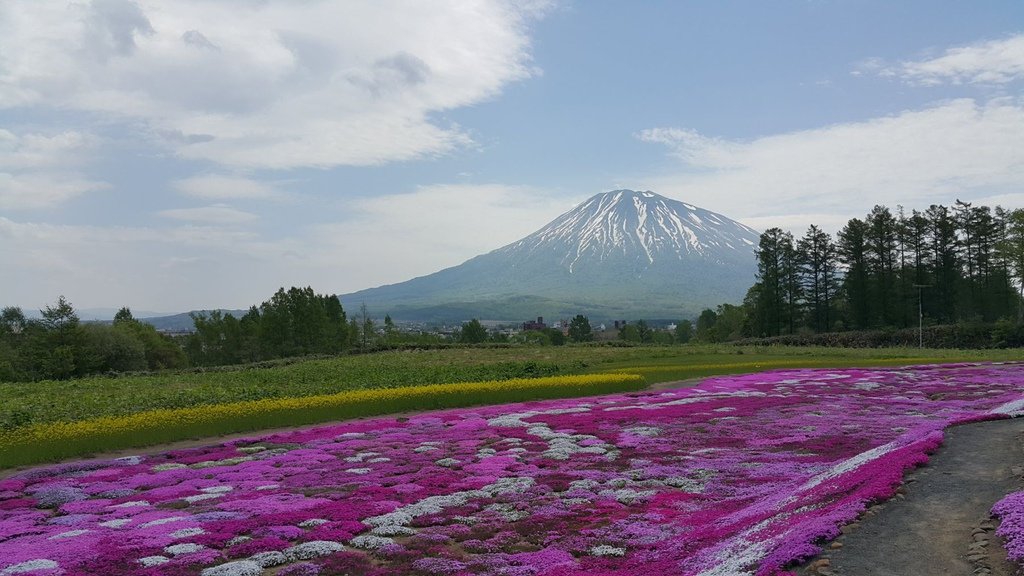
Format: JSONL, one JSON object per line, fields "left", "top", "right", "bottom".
{"left": 496, "top": 190, "right": 759, "bottom": 274}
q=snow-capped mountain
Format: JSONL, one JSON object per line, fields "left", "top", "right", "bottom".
{"left": 340, "top": 190, "right": 759, "bottom": 321}
{"left": 496, "top": 189, "right": 758, "bottom": 273}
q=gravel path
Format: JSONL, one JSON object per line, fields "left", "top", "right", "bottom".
{"left": 799, "top": 417, "right": 1024, "bottom": 576}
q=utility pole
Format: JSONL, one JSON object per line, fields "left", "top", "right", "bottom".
{"left": 912, "top": 284, "right": 931, "bottom": 348}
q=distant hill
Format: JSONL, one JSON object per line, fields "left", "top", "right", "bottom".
{"left": 340, "top": 189, "right": 759, "bottom": 322}
{"left": 23, "top": 307, "right": 171, "bottom": 322}
{"left": 140, "top": 309, "right": 247, "bottom": 332}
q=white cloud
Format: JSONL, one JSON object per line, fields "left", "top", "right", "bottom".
{"left": 0, "top": 130, "right": 105, "bottom": 209}
{"left": 878, "top": 34, "right": 1024, "bottom": 86}
{"left": 172, "top": 174, "right": 280, "bottom": 200}
{"left": 0, "top": 0, "right": 547, "bottom": 169}
{"left": 307, "top": 184, "right": 574, "bottom": 288}
{"left": 637, "top": 98, "right": 1024, "bottom": 232}
{"left": 0, "top": 216, "right": 294, "bottom": 311}
{"left": 738, "top": 213, "right": 855, "bottom": 236}
{"left": 158, "top": 204, "right": 259, "bottom": 224}
{"left": 0, "top": 183, "right": 573, "bottom": 310}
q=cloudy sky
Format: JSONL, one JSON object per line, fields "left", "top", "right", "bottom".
{"left": 3, "top": 0, "right": 1024, "bottom": 314}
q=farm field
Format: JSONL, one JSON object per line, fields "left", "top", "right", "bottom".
{"left": 2, "top": 345, "right": 1018, "bottom": 432}
{"left": 1, "top": 363, "right": 1022, "bottom": 575}
{"left": 0, "top": 374, "right": 645, "bottom": 469}
{"left": 1, "top": 345, "right": 1020, "bottom": 470}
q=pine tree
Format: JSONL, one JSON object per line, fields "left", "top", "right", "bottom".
{"left": 866, "top": 206, "right": 899, "bottom": 326}
{"left": 797, "top": 225, "right": 838, "bottom": 332}
{"left": 926, "top": 205, "right": 959, "bottom": 323}
{"left": 838, "top": 218, "right": 871, "bottom": 329}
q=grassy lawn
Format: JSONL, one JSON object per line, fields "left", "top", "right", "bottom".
{"left": 1, "top": 344, "right": 1018, "bottom": 433}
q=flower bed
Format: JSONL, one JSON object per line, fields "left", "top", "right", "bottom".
{"left": 0, "top": 373, "right": 645, "bottom": 468}
{"left": 1, "top": 363, "right": 1022, "bottom": 575}
{"left": 993, "top": 491, "right": 1024, "bottom": 562}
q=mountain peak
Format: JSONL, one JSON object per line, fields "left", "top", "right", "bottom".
{"left": 500, "top": 189, "right": 758, "bottom": 273}
{"left": 341, "top": 190, "right": 759, "bottom": 321}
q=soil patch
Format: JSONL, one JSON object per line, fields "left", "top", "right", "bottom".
{"left": 798, "top": 417, "right": 1024, "bottom": 576}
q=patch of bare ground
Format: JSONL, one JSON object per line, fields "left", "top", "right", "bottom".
{"left": 797, "top": 417, "right": 1024, "bottom": 576}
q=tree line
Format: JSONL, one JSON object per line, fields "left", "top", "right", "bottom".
{"left": 0, "top": 299, "right": 186, "bottom": 382}
{"left": 702, "top": 202, "right": 1024, "bottom": 342}
{"left": 185, "top": 287, "right": 349, "bottom": 366}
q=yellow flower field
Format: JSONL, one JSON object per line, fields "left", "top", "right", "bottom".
{"left": 0, "top": 373, "right": 643, "bottom": 468}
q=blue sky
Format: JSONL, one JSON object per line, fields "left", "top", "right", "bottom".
{"left": 2, "top": 0, "right": 1023, "bottom": 313}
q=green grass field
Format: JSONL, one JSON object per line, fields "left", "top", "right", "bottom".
{"left": 2, "top": 344, "right": 1017, "bottom": 434}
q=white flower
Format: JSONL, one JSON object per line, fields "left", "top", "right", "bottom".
{"left": 141, "top": 516, "right": 186, "bottom": 528}
{"left": 350, "top": 534, "right": 394, "bottom": 550}
{"left": 110, "top": 500, "right": 149, "bottom": 508}
{"left": 371, "top": 525, "right": 415, "bottom": 536}
{"left": 1, "top": 560, "right": 60, "bottom": 574}
{"left": 137, "top": 556, "right": 170, "bottom": 567}
{"left": 164, "top": 543, "right": 206, "bottom": 556}
{"left": 153, "top": 463, "right": 188, "bottom": 471}
{"left": 483, "top": 477, "right": 535, "bottom": 496}
{"left": 600, "top": 488, "right": 656, "bottom": 505}
{"left": 200, "top": 560, "right": 263, "bottom": 576}
{"left": 345, "top": 468, "right": 371, "bottom": 475}
{"left": 590, "top": 545, "right": 626, "bottom": 557}
{"left": 485, "top": 503, "right": 528, "bottom": 521}
{"left": 298, "top": 518, "right": 329, "bottom": 528}
{"left": 190, "top": 456, "right": 253, "bottom": 469}
{"left": 99, "top": 519, "right": 131, "bottom": 528}
{"left": 284, "top": 541, "right": 345, "bottom": 561}
{"left": 170, "top": 527, "right": 206, "bottom": 539}
{"left": 185, "top": 493, "right": 224, "bottom": 503}
{"left": 248, "top": 551, "right": 286, "bottom": 567}
{"left": 344, "top": 451, "right": 380, "bottom": 462}
{"left": 201, "top": 485, "right": 234, "bottom": 494}
{"left": 49, "top": 529, "right": 89, "bottom": 539}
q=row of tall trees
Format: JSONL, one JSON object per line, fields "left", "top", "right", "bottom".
{"left": 744, "top": 203, "right": 1024, "bottom": 338}
{"left": 185, "top": 287, "right": 350, "bottom": 366}
{"left": 0, "top": 299, "right": 186, "bottom": 382}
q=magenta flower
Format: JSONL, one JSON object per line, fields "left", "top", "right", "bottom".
{"left": 1, "top": 363, "right": 1022, "bottom": 575}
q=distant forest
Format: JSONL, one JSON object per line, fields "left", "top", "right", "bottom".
{"left": 0, "top": 301, "right": 186, "bottom": 382}
{"left": 694, "top": 201, "right": 1024, "bottom": 346}
{"left": 0, "top": 287, "right": 449, "bottom": 381}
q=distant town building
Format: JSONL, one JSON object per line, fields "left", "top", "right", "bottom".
{"left": 522, "top": 316, "right": 546, "bottom": 331}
